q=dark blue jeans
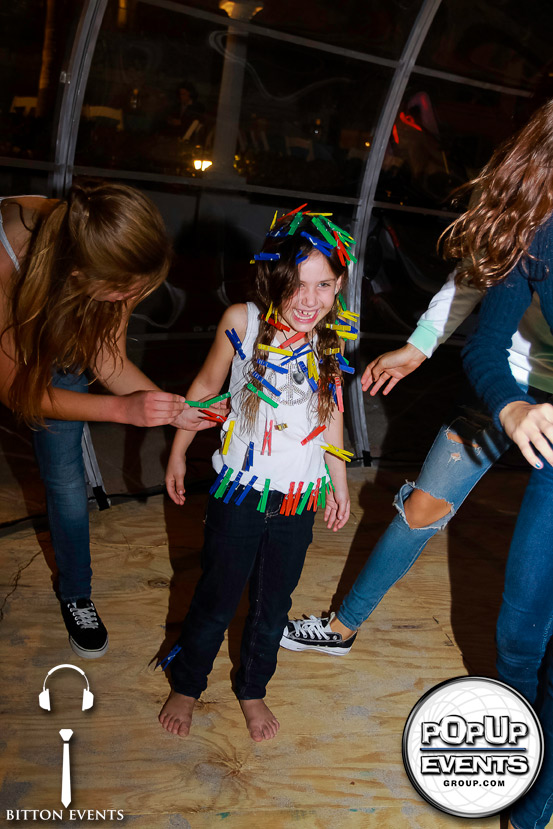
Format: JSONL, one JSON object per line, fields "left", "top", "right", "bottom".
{"left": 498, "top": 459, "right": 553, "bottom": 829}
{"left": 171, "top": 489, "right": 315, "bottom": 700}
{"left": 32, "top": 371, "right": 92, "bottom": 602}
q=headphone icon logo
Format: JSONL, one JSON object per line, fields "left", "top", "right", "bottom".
{"left": 39, "top": 664, "right": 94, "bottom": 712}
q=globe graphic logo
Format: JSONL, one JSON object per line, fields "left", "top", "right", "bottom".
{"left": 402, "top": 676, "right": 544, "bottom": 818}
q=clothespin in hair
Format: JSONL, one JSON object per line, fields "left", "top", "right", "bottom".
{"left": 324, "top": 347, "right": 340, "bottom": 356}
{"left": 270, "top": 210, "right": 278, "bottom": 230}
{"left": 311, "top": 216, "right": 338, "bottom": 248}
{"left": 254, "top": 253, "right": 280, "bottom": 261}
{"left": 336, "top": 353, "right": 355, "bottom": 375}
{"left": 225, "top": 328, "right": 246, "bottom": 359}
{"left": 300, "top": 231, "right": 334, "bottom": 258}
{"left": 334, "top": 377, "right": 344, "bottom": 412}
{"left": 265, "top": 302, "right": 274, "bottom": 322}
{"left": 288, "top": 211, "right": 305, "bottom": 236}
{"left": 282, "top": 203, "right": 308, "bottom": 220}
{"left": 262, "top": 419, "right": 273, "bottom": 456}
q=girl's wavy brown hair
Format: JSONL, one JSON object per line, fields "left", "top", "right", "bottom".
{"left": 240, "top": 213, "right": 348, "bottom": 432}
{"left": 442, "top": 98, "right": 553, "bottom": 290}
{"left": 4, "top": 180, "right": 171, "bottom": 426}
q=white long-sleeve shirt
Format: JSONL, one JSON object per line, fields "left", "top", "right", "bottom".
{"left": 407, "top": 271, "right": 553, "bottom": 394}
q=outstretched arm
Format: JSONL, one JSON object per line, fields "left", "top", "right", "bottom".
{"left": 165, "top": 303, "right": 246, "bottom": 504}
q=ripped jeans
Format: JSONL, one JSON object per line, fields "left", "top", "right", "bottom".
{"left": 336, "top": 401, "right": 511, "bottom": 631}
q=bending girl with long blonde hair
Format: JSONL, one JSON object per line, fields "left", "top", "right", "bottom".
{"left": 0, "top": 180, "right": 218, "bottom": 659}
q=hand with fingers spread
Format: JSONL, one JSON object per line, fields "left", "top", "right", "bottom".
{"left": 499, "top": 401, "right": 553, "bottom": 469}
{"left": 118, "top": 390, "right": 186, "bottom": 427}
{"left": 361, "top": 343, "right": 426, "bottom": 396}
{"left": 166, "top": 450, "right": 187, "bottom": 505}
{"left": 324, "top": 482, "right": 351, "bottom": 532}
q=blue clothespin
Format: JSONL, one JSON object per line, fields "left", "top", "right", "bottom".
{"left": 224, "top": 471, "right": 243, "bottom": 503}
{"left": 329, "top": 382, "right": 338, "bottom": 405}
{"left": 225, "top": 328, "right": 246, "bottom": 360}
{"left": 157, "top": 643, "right": 182, "bottom": 671}
{"left": 299, "top": 360, "right": 319, "bottom": 392}
{"left": 257, "top": 358, "right": 288, "bottom": 375}
{"left": 235, "top": 475, "right": 258, "bottom": 505}
{"left": 281, "top": 343, "right": 312, "bottom": 366}
{"left": 295, "top": 253, "right": 309, "bottom": 264}
{"left": 244, "top": 441, "right": 254, "bottom": 471}
{"left": 252, "top": 370, "right": 281, "bottom": 397}
{"left": 254, "top": 252, "right": 281, "bottom": 260}
{"left": 209, "top": 464, "right": 228, "bottom": 495}
{"left": 300, "top": 232, "right": 334, "bottom": 257}
{"left": 337, "top": 353, "right": 355, "bottom": 374}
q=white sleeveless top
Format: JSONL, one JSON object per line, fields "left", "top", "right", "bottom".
{"left": 212, "top": 302, "right": 328, "bottom": 494}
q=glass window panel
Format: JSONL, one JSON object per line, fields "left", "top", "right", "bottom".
{"left": 237, "top": 36, "right": 391, "bottom": 197}
{"left": 376, "top": 77, "right": 530, "bottom": 210}
{"left": 0, "top": 1, "right": 80, "bottom": 162}
{"left": 418, "top": 0, "right": 553, "bottom": 92}
{"left": 75, "top": 1, "right": 224, "bottom": 175}
{"left": 145, "top": 0, "right": 422, "bottom": 60}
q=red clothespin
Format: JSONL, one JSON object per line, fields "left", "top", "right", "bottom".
{"left": 282, "top": 203, "right": 308, "bottom": 220}
{"left": 262, "top": 419, "right": 273, "bottom": 456}
{"left": 280, "top": 331, "right": 305, "bottom": 349}
{"left": 333, "top": 231, "right": 346, "bottom": 267}
{"left": 301, "top": 425, "right": 326, "bottom": 445}
{"left": 335, "top": 377, "right": 344, "bottom": 413}
{"left": 284, "top": 482, "right": 295, "bottom": 516}
{"left": 308, "top": 478, "right": 321, "bottom": 512}
{"left": 280, "top": 490, "right": 289, "bottom": 515}
{"left": 200, "top": 409, "right": 227, "bottom": 424}
{"left": 266, "top": 317, "right": 291, "bottom": 332}
{"left": 291, "top": 482, "right": 304, "bottom": 516}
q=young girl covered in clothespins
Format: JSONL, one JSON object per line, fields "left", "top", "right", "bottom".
{"left": 160, "top": 207, "right": 356, "bottom": 741}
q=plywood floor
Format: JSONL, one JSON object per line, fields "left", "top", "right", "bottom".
{"left": 0, "top": 466, "right": 534, "bottom": 828}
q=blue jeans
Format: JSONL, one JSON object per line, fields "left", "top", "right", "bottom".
{"left": 500, "top": 461, "right": 553, "bottom": 829}
{"left": 32, "top": 371, "right": 92, "bottom": 602}
{"left": 337, "top": 402, "right": 511, "bottom": 631}
{"left": 171, "top": 489, "right": 315, "bottom": 700}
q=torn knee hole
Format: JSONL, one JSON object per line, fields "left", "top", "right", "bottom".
{"left": 446, "top": 430, "right": 480, "bottom": 451}
{"left": 403, "top": 491, "right": 453, "bottom": 529}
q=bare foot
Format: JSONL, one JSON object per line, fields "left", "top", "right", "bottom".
{"left": 239, "top": 699, "right": 280, "bottom": 742}
{"left": 158, "top": 690, "right": 196, "bottom": 736}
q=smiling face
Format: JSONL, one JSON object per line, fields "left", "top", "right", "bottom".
{"left": 279, "top": 251, "right": 341, "bottom": 336}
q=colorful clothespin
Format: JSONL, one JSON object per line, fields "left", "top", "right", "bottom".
{"left": 336, "top": 353, "right": 355, "bottom": 374}
{"left": 262, "top": 419, "right": 273, "bottom": 456}
{"left": 156, "top": 643, "right": 182, "bottom": 671}
{"left": 274, "top": 422, "right": 288, "bottom": 431}
{"left": 296, "top": 482, "right": 314, "bottom": 515}
{"left": 257, "top": 358, "right": 288, "bottom": 375}
{"left": 321, "top": 444, "right": 354, "bottom": 462}
{"left": 224, "top": 471, "right": 243, "bottom": 503}
{"left": 296, "top": 253, "right": 309, "bottom": 265}
{"left": 222, "top": 420, "right": 235, "bottom": 455}
{"left": 252, "top": 370, "right": 281, "bottom": 398}
{"left": 301, "top": 425, "right": 326, "bottom": 445}
{"left": 209, "top": 464, "right": 229, "bottom": 495}
{"left": 325, "top": 462, "right": 335, "bottom": 492}
{"left": 257, "top": 478, "right": 271, "bottom": 512}
{"left": 254, "top": 252, "right": 280, "bottom": 261}
{"left": 311, "top": 216, "right": 337, "bottom": 248}
{"left": 281, "top": 343, "right": 312, "bottom": 366}
{"left": 225, "top": 328, "right": 246, "bottom": 359}
{"left": 214, "top": 466, "right": 234, "bottom": 498}
{"left": 258, "top": 344, "right": 293, "bottom": 356}
{"left": 281, "top": 482, "right": 295, "bottom": 515}
{"left": 282, "top": 203, "right": 308, "bottom": 220}
{"left": 243, "top": 441, "right": 254, "bottom": 472}
{"left": 300, "top": 231, "right": 334, "bottom": 258}
{"left": 288, "top": 211, "right": 305, "bottom": 236}
{"left": 335, "top": 377, "right": 344, "bottom": 413}
{"left": 200, "top": 409, "right": 227, "bottom": 424}
{"left": 235, "top": 475, "right": 258, "bottom": 506}
{"left": 307, "top": 478, "right": 321, "bottom": 512}
{"left": 299, "top": 360, "right": 318, "bottom": 393}
{"left": 247, "top": 382, "right": 279, "bottom": 408}
{"left": 290, "top": 481, "right": 304, "bottom": 515}
{"left": 280, "top": 331, "right": 305, "bottom": 349}
{"left": 324, "top": 347, "right": 340, "bottom": 356}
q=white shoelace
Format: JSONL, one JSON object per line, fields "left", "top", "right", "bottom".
{"left": 69, "top": 603, "right": 99, "bottom": 629}
{"left": 289, "top": 615, "right": 330, "bottom": 640}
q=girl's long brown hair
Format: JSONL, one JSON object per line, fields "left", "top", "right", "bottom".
{"left": 443, "top": 98, "right": 553, "bottom": 290}
{"left": 241, "top": 214, "right": 348, "bottom": 431}
{"left": 4, "top": 180, "right": 171, "bottom": 426}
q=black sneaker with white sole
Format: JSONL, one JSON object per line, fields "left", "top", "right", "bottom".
{"left": 61, "top": 599, "right": 109, "bottom": 659}
{"left": 280, "top": 612, "right": 357, "bottom": 655}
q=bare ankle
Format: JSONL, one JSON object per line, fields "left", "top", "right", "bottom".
{"left": 330, "top": 616, "right": 355, "bottom": 639}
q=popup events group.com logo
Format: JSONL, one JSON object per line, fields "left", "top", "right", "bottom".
{"left": 402, "top": 676, "right": 544, "bottom": 818}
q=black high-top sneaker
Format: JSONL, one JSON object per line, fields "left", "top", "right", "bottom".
{"left": 280, "top": 612, "right": 357, "bottom": 655}
{"left": 61, "top": 598, "right": 109, "bottom": 659}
